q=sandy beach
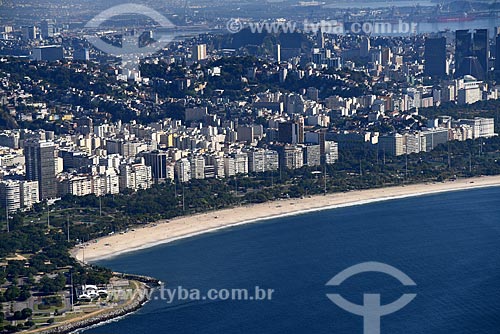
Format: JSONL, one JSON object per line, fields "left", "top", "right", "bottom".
{"left": 73, "top": 175, "right": 500, "bottom": 263}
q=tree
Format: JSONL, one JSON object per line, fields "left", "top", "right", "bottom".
{"left": 25, "top": 320, "right": 35, "bottom": 328}
{"left": 4, "top": 286, "right": 20, "bottom": 302}
{"left": 4, "top": 325, "right": 16, "bottom": 332}
{"left": 18, "top": 286, "right": 31, "bottom": 301}
{"left": 12, "top": 311, "right": 22, "bottom": 320}
{"left": 38, "top": 273, "right": 67, "bottom": 294}
{"left": 21, "top": 308, "right": 32, "bottom": 319}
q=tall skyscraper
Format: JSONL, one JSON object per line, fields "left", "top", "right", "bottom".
{"left": 455, "top": 29, "right": 473, "bottom": 65}
{"left": 278, "top": 119, "right": 304, "bottom": 144}
{"left": 495, "top": 34, "right": 500, "bottom": 78}
{"left": 74, "top": 48, "right": 90, "bottom": 61}
{"left": 455, "top": 29, "right": 489, "bottom": 79}
{"left": 143, "top": 150, "right": 173, "bottom": 183}
{"left": 457, "top": 56, "right": 485, "bottom": 80}
{"left": 424, "top": 37, "right": 447, "bottom": 78}
{"left": 316, "top": 29, "right": 325, "bottom": 49}
{"left": 192, "top": 44, "right": 207, "bottom": 62}
{"left": 473, "top": 29, "right": 489, "bottom": 77}
{"left": 24, "top": 140, "right": 57, "bottom": 200}
{"left": 22, "top": 26, "right": 37, "bottom": 40}
{"left": 40, "top": 19, "right": 55, "bottom": 39}
{"left": 360, "top": 36, "right": 370, "bottom": 58}
{"left": 275, "top": 44, "right": 281, "bottom": 63}
{"left": 381, "top": 47, "right": 393, "bottom": 66}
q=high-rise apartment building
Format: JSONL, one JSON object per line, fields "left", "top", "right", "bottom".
{"left": 378, "top": 133, "right": 404, "bottom": 156}
{"left": 192, "top": 44, "right": 207, "bottom": 62}
{"left": 278, "top": 119, "right": 304, "bottom": 144}
{"left": 40, "top": 19, "right": 55, "bottom": 39}
{"left": 279, "top": 145, "right": 304, "bottom": 170}
{"left": 143, "top": 150, "right": 173, "bottom": 183}
{"left": 24, "top": 139, "right": 57, "bottom": 200}
{"left": 455, "top": 29, "right": 488, "bottom": 79}
{"left": 495, "top": 34, "right": 500, "bottom": 78}
{"left": 31, "top": 45, "right": 64, "bottom": 62}
{"left": 424, "top": 37, "right": 447, "bottom": 77}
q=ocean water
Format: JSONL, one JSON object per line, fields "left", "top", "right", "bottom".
{"left": 83, "top": 187, "right": 500, "bottom": 334}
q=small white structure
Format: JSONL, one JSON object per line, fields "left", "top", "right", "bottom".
{"left": 78, "top": 285, "right": 107, "bottom": 301}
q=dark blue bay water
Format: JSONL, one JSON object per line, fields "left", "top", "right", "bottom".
{"left": 83, "top": 187, "right": 500, "bottom": 334}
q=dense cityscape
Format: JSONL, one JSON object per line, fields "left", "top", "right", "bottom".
{"left": 1, "top": 0, "right": 500, "bottom": 332}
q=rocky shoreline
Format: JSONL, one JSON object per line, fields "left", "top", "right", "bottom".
{"left": 26, "top": 274, "right": 160, "bottom": 334}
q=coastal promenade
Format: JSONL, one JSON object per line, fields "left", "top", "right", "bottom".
{"left": 73, "top": 175, "right": 500, "bottom": 263}
{"left": 23, "top": 280, "right": 151, "bottom": 334}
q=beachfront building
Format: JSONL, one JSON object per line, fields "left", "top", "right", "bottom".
{"left": 119, "top": 163, "right": 153, "bottom": 191}
{"left": 403, "top": 133, "right": 426, "bottom": 154}
{"left": 24, "top": 139, "right": 57, "bottom": 200}
{"left": 0, "top": 180, "right": 21, "bottom": 213}
{"left": 246, "top": 149, "right": 279, "bottom": 173}
{"left": 459, "top": 118, "right": 496, "bottom": 139}
{"left": 20, "top": 180, "right": 39, "bottom": 209}
{"left": 303, "top": 145, "right": 321, "bottom": 167}
{"left": 279, "top": 145, "right": 304, "bottom": 170}
{"left": 102, "top": 169, "right": 120, "bottom": 195}
{"left": 211, "top": 155, "right": 225, "bottom": 178}
{"left": 324, "top": 141, "right": 339, "bottom": 164}
{"left": 143, "top": 150, "right": 175, "bottom": 183}
{"left": 420, "top": 129, "right": 449, "bottom": 152}
{"left": 58, "top": 174, "right": 93, "bottom": 197}
{"left": 378, "top": 133, "right": 404, "bottom": 156}
{"left": 175, "top": 158, "right": 191, "bottom": 183}
{"left": 0, "top": 179, "right": 39, "bottom": 213}
{"left": 190, "top": 155, "right": 206, "bottom": 179}
{"left": 224, "top": 153, "right": 249, "bottom": 177}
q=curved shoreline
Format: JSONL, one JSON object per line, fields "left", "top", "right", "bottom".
{"left": 24, "top": 279, "right": 155, "bottom": 334}
{"left": 73, "top": 175, "right": 500, "bottom": 264}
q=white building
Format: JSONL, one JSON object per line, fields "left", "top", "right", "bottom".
{"left": 103, "top": 169, "right": 120, "bottom": 195}
{"left": 0, "top": 180, "right": 21, "bottom": 213}
{"left": 190, "top": 156, "right": 205, "bottom": 179}
{"left": 324, "top": 141, "right": 339, "bottom": 164}
{"left": 280, "top": 145, "right": 304, "bottom": 169}
{"left": 459, "top": 118, "right": 496, "bottom": 139}
{"left": 457, "top": 76, "right": 483, "bottom": 105}
{"left": 212, "top": 156, "right": 225, "bottom": 178}
{"left": 175, "top": 158, "right": 191, "bottom": 183}
{"left": 247, "top": 149, "right": 279, "bottom": 173}
{"left": 58, "top": 174, "right": 93, "bottom": 197}
{"left": 20, "top": 180, "right": 39, "bottom": 209}
{"left": 420, "top": 129, "right": 449, "bottom": 152}
{"left": 0, "top": 179, "right": 39, "bottom": 213}
{"left": 119, "top": 163, "right": 152, "bottom": 191}
{"left": 192, "top": 44, "right": 207, "bottom": 62}
{"left": 234, "top": 153, "right": 249, "bottom": 175}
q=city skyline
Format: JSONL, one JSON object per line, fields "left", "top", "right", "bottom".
{"left": 1, "top": 0, "right": 500, "bottom": 332}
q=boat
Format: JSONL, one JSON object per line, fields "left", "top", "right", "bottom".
{"left": 436, "top": 16, "right": 475, "bottom": 23}
{"left": 429, "top": 12, "right": 477, "bottom": 23}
